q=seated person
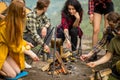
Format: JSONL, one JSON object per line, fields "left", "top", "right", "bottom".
{"left": 0, "top": 0, "right": 39, "bottom": 78}
{"left": 80, "top": 12, "right": 120, "bottom": 61}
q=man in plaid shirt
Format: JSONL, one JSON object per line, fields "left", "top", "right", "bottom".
{"left": 85, "top": 13, "right": 120, "bottom": 78}
{"left": 80, "top": 12, "right": 120, "bottom": 62}
{"left": 24, "top": 0, "right": 51, "bottom": 53}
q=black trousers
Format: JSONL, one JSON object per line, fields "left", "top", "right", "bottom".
{"left": 23, "top": 27, "right": 52, "bottom": 46}
{"left": 57, "top": 27, "right": 78, "bottom": 51}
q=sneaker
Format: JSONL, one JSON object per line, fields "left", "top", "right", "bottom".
{"left": 25, "top": 62, "right": 32, "bottom": 69}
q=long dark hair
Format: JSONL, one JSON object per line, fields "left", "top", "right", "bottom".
{"left": 62, "top": 0, "right": 83, "bottom": 21}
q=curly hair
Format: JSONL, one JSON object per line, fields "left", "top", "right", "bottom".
{"left": 62, "top": 0, "right": 83, "bottom": 21}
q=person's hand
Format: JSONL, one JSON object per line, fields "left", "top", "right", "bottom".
{"left": 25, "top": 42, "right": 34, "bottom": 50}
{"left": 74, "top": 12, "right": 80, "bottom": 19}
{"left": 86, "top": 62, "right": 97, "bottom": 68}
{"left": 41, "top": 27, "right": 47, "bottom": 38}
{"left": 80, "top": 54, "right": 90, "bottom": 61}
{"left": 29, "top": 50, "right": 39, "bottom": 61}
{"left": 80, "top": 53, "right": 92, "bottom": 61}
{"left": 31, "top": 53, "right": 39, "bottom": 61}
{"left": 24, "top": 50, "right": 39, "bottom": 61}
{"left": 26, "top": 42, "right": 34, "bottom": 48}
{"left": 89, "top": 14, "right": 94, "bottom": 24}
{"left": 44, "top": 44, "right": 50, "bottom": 53}
{"left": 66, "top": 40, "right": 71, "bottom": 49}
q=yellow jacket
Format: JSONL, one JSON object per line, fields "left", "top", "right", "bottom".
{"left": 0, "top": 21, "right": 27, "bottom": 70}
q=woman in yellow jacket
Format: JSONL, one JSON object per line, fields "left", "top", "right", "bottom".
{"left": 0, "top": 0, "right": 39, "bottom": 78}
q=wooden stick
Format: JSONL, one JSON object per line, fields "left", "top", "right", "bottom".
{"left": 55, "top": 51, "right": 68, "bottom": 74}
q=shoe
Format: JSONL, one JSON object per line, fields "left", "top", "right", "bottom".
{"left": 5, "top": 71, "right": 28, "bottom": 80}
{"left": 25, "top": 62, "right": 32, "bottom": 69}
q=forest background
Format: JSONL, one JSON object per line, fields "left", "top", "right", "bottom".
{"left": 2, "top": 0, "right": 120, "bottom": 38}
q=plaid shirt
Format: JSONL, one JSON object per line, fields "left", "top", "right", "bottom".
{"left": 88, "top": 0, "right": 112, "bottom": 15}
{"left": 25, "top": 9, "right": 51, "bottom": 44}
{"left": 91, "top": 26, "right": 117, "bottom": 54}
{"left": 88, "top": 0, "right": 94, "bottom": 15}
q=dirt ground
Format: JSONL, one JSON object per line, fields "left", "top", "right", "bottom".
{"left": 22, "top": 59, "right": 109, "bottom": 80}
{"left": 0, "top": 36, "right": 117, "bottom": 80}
{"left": 22, "top": 53, "right": 111, "bottom": 80}
{"left": 21, "top": 36, "right": 109, "bottom": 80}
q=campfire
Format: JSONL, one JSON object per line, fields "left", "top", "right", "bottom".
{"left": 32, "top": 38, "right": 78, "bottom": 75}
{"left": 31, "top": 38, "right": 112, "bottom": 80}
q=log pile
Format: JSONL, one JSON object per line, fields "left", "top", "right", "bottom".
{"left": 90, "top": 68, "right": 112, "bottom": 80}
{"left": 37, "top": 38, "right": 74, "bottom": 75}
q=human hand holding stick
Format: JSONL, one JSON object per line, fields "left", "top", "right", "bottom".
{"left": 29, "top": 27, "right": 55, "bottom": 64}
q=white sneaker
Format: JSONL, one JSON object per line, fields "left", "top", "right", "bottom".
{"left": 25, "top": 62, "right": 32, "bottom": 69}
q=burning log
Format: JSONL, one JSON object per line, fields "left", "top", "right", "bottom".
{"left": 39, "top": 38, "right": 73, "bottom": 74}
{"left": 55, "top": 51, "right": 68, "bottom": 74}
{"left": 41, "top": 63, "right": 51, "bottom": 71}
{"left": 48, "top": 68, "right": 67, "bottom": 75}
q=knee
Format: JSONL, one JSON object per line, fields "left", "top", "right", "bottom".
{"left": 93, "top": 28, "right": 100, "bottom": 34}
{"left": 7, "top": 69, "right": 20, "bottom": 78}
{"left": 70, "top": 28, "right": 78, "bottom": 37}
{"left": 56, "top": 28, "right": 65, "bottom": 39}
{"left": 7, "top": 72, "right": 17, "bottom": 78}
{"left": 16, "top": 69, "right": 21, "bottom": 75}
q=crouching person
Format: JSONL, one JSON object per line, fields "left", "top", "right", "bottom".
{"left": 24, "top": 0, "right": 51, "bottom": 52}
{"left": 86, "top": 21, "right": 120, "bottom": 78}
{"left": 0, "top": 0, "right": 39, "bottom": 78}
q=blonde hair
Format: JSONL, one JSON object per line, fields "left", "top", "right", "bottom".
{"left": 5, "top": 0, "right": 26, "bottom": 46}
